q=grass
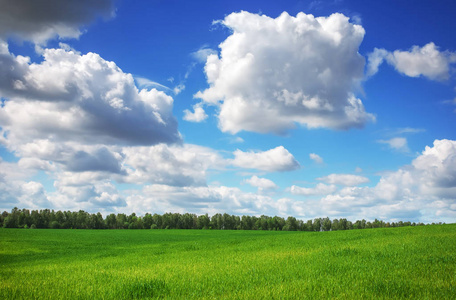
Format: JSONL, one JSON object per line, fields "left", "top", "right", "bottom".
{"left": 1, "top": 225, "right": 455, "bottom": 299}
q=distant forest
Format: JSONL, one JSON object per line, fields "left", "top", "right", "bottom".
{"left": 1, "top": 207, "right": 443, "bottom": 231}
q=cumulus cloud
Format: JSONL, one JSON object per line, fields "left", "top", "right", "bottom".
{"left": 317, "top": 173, "right": 369, "bottom": 186}
{"left": 290, "top": 183, "right": 337, "bottom": 196}
{"left": 3, "top": 140, "right": 455, "bottom": 223}
{"left": 0, "top": 159, "right": 53, "bottom": 209}
{"left": 232, "top": 146, "right": 300, "bottom": 172}
{"left": 0, "top": 45, "right": 181, "bottom": 147}
{"left": 0, "top": 0, "right": 115, "bottom": 44}
{"left": 183, "top": 103, "right": 208, "bottom": 122}
{"left": 378, "top": 137, "right": 410, "bottom": 152}
{"left": 122, "top": 144, "right": 225, "bottom": 187}
{"left": 309, "top": 153, "right": 323, "bottom": 164}
{"left": 126, "top": 184, "right": 305, "bottom": 218}
{"left": 195, "top": 11, "right": 374, "bottom": 134}
{"left": 126, "top": 184, "right": 260, "bottom": 216}
{"left": 367, "top": 43, "right": 456, "bottom": 81}
{"left": 52, "top": 180, "right": 126, "bottom": 210}
{"left": 317, "top": 139, "right": 456, "bottom": 222}
{"left": 366, "top": 48, "right": 389, "bottom": 78}
{"left": 244, "top": 176, "right": 278, "bottom": 191}
{"left": 412, "top": 139, "right": 456, "bottom": 193}
{"left": 66, "top": 147, "right": 123, "bottom": 173}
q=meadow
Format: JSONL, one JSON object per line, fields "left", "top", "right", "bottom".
{"left": 1, "top": 224, "right": 455, "bottom": 299}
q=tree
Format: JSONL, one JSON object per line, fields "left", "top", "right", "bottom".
{"left": 332, "top": 219, "right": 340, "bottom": 231}
{"left": 105, "top": 213, "right": 117, "bottom": 229}
{"left": 322, "top": 217, "right": 331, "bottom": 231}
{"left": 313, "top": 218, "right": 322, "bottom": 231}
{"left": 211, "top": 213, "right": 223, "bottom": 230}
{"left": 31, "top": 210, "right": 44, "bottom": 228}
{"left": 283, "top": 216, "right": 297, "bottom": 231}
{"left": 152, "top": 214, "right": 163, "bottom": 229}
{"left": 116, "top": 213, "right": 128, "bottom": 229}
{"left": 241, "top": 215, "right": 253, "bottom": 230}
{"left": 50, "top": 220, "right": 60, "bottom": 229}
{"left": 197, "top": 214, "right": 210, "bottom": 229}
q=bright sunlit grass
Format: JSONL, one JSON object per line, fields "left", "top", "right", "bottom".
{"left": 1, "top": 225, "right": 455, "bottom": 299}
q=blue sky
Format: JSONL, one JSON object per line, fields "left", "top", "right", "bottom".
{"left": 1, "top": 0, "right": 455, "bottom": 223}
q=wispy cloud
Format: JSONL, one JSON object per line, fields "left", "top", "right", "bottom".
{"left": 309, "top": 153, "right": 324, "bottom": 164}
{"left": 135, "top": 76, "right": 172, "bottom": 91}
{"left": 377, "top": 137, "right": 410, "bottom": 153}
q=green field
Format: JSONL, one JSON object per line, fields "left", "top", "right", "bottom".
{"left": 1, "top": 225, "right": 455, "bottom": 299}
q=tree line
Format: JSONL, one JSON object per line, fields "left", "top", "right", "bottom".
{"left": 1, "top": 207, "right": 440, "bottom": 231}
{"left": 2, "top": 207, "right": 441, "bottom": 231}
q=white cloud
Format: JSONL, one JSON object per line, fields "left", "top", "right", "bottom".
{"left": 290, "top": 183, "right": 337, "bottom": 195}
{"left": 0, "top": 46, "right": 180, "bottom": 147}
{"left": 244, "top": 176, "right": 278, "bottom": 191}
{"left": 126, "top": 184, "right": 307, "bottom": 218}
{"left": 378, "top": 137, "right": 410, "bottom": 152}
{"left": 366, "top": 48, "right": 389, "bottom": 77}
{"left": 195, "top": 11, "right": 374, "bottom": 134}
{"left": 52, "top": 180, "right": 126, "bottom": 210}
{"left": 2, "top": 140, "right": 455, "bottom": 223}
{"left": 191, "top": 47, "right": 218, "bottom": 63}
{"left": 0, "top": 159, "right": 53, "bottom": 210}
{"left": 367, "top": 43, "right": 456, "bottom": 81}
{"left": 389, "top": 43, "right": 456, "bottom": 81}
{"left": 309, "top": 153, "right": 323, "bottom": 164}
{"left": 183, "top": 103, "right": 208, "bottom": 122}
{"left": 122, "top": 144, "right": 225, "bottom": 187}
{"left": 412, "top": 139, "right": 456, "bottom": 193}
{"left": 0, "top": 0, "right": 115, "bottom": 44}
{"left": 232, "top": 146, "right": 300, "bottom": 172}
{"left": 229, "top": 137, "right": 244, "bottom": 144}
{"left": 135, "top": 76, "right": 172, "bottom": 92}
{"left": 318, "top": 173, "right": 369, "bottom": 186}
{"left": 316, "top": 139, "right": 456, "bottom": 222}
{"left": 173, "top": 84, "right": 185, "bottom": 95}
{"left": 20, "top": 181, "right": 52, "bottom": 208}
{"left": 394, "top": 127, "right": 425, "bottom": 135}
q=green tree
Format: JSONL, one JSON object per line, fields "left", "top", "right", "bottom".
{"left": 322, "top": 217, "right": 331, "bottom": 231}
{"left": 197, "top": 214, "right": 210, "bottom": 229}
{"left": 283, "top": 216, "right": 297, "bottom": 231}
{"left": 313, "top": 218, "right": 322, "bottom": 232}
{"left": 143, "top": 213, "right": 153, "bottom": 229}
{"left": 105, "top": 213, "right": 117, "bottom": 229}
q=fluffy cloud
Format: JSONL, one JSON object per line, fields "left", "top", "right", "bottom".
{"left": 309, "top": 153, "right": 323, "bottom": 164}
{"left": 122, "top": 144, "right": 225, "bottom": 187}
{"left": 317, "top": 173, "right": 369, "bottom": 186}
{"left": 0, "top": 0, "right": 115, "bottom": 44}
{"left": 290, "top": 183, "right": 337, "bottom": 196}
{"left": 52, "top": 180, "right": 126, "bottom": 211}
{"left": 3, "top": 140, "right": 455, "bottom": 223}
{"left": 365, "top": 48, "right": 389, "bottom": 78}
{"left": 0, "top": 159, "right": 53, "bottom": 209}
{"left": 377, "top": 137, "right": 409, "bottom": 152}
{"left": 367, "top": 43, "right": 456, "bottom": 81}
{"left": 0, "top": 45, "right": 180, "bottom": 147}
{"left": 126, "top": 184, "right": 305, "bottom": 218}
{"left": 196, "top": 11, "right": 374, "bottom": 134}
{"left": 244, "top": 176, "right": 278, "bottom": 191}
{"left": 412, "top": 139, "right": 456, "bottom": 195}
{"left": 232, "top": 146, "right": 300, "bottom": 172}
{"left": 317, "top": 139, "right": 456, "bottom": 222}
{"left": 183, "top": 103, "right": 208, "bottom": 122}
